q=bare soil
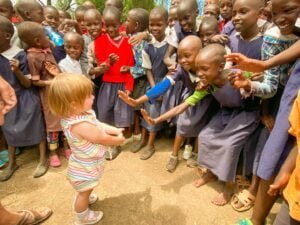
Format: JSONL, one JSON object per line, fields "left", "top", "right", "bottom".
{"left": 0, "top": 138, "right": 281, "bottom": 225}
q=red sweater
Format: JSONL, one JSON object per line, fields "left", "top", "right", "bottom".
{"left": 94, "top": 34, "right": 135, "bottom": 91}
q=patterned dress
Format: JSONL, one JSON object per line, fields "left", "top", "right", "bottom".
{"left": 61, "top": 110, "right": 106, "bottom": 192}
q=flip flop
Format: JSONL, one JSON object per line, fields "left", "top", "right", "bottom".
{"left": 0, "top": 164, "right": 19, "bottom": 181}
{"left": 234, "top": 218, "right": 253, "bottom": 225}
{"left": 16, "top": 207, "right": 53, "bottom": 225}
{"left": 231, "top": 190, "right": 256, "bottom": 212}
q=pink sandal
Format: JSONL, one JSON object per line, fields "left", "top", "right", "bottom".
{"left": 49, "top": 154, "right": 61, "bottom": 167}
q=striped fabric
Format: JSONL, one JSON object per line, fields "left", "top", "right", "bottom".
{"left": 61, "top": 110, "right": 106, "bottom": 191}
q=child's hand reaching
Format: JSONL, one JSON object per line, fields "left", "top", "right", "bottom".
{"left": 268, "top": 171, "right": 291, "bottom": 197}
{"left": 250, "top": 72, "right": 264, "bottom": 82}
{"left": 118, "top": 90, "right": 137, "bottom": 107}
{"left": 10, "top": 59, "right": 20, "bottom": 73}
{"left": 228, "top": 70, "right": 251, "bottom": 90}
{"left": 210, "top": 34, "right": 229, "bottom": 45}
{"left": 44, "top": 61, "right": 60, "bottom": 76}
{"left": 225, "top": 53, "right": 266, "bottom": 73}
{"left": 167, "top": 63, "right": 177, "bottom": 75}
{"left": 109, "top": 53, "right": 119, "bottom": 65}
{"left": 141, "top": 108, "right": 156, "bottom": 125}
{"left": 120, "top": 66, "right": 130, "bottom": 73}
{"left": 92, "top": 63, "right": 110, "bottom": 76}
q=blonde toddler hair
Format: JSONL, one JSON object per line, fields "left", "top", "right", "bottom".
{"left": 48, "top": 73, "right": 94, "bottom": 117}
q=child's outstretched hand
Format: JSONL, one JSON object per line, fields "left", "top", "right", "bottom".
{"left": 120, "top": 66, "right": 130, "bottom": 73}
{"left": 225, "top": 53, "right": 266, "bottom": 73}
{"left": 228, "top": 70, "right": 251, "bottom": 90}
{"left": 167, "top": 63, "right": 177, "bottom": 75}
{"left": 118, "top": 90, "right": 138, "bottom": 107}
{"left": 109, "top": 53, "right": 119, "bottom": 65}
{"left": 268, "top": 172, "right": 291, "bottom": 197}
{"left": 211, "top": 34, "right": 229, "bottom": 45}
{"left": 10, "top": 59, "right": 20, "bottom": 73}
{"left": 44, "top": 61, "right": 60, "bottom": 76}
{"left": 141, "top": 108, "right": 156, "bottom": 125}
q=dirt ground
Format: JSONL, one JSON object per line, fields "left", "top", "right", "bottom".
{"left": 0, "top": 137, "right": 281, "bottom": 225}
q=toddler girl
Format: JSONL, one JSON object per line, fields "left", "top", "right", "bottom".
{"left": 48, "top": 73, "right": 125, "bottom": 225}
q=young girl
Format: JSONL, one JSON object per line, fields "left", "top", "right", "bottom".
{"left": 94, "top": 6, "right": 134, "bottom": 160}
{"left": 0, "top": 16, "right": 47, "bottom": 181}
{"left": 17, "top": 21, "right": 70, "bottom": 167}
{"left": 48, "top": 73, "right": 125, "bottom": 225}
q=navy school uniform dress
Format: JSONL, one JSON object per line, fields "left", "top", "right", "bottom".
{"left": 0, "top": 46, "right": 45, "bottom": 147}
{"left": 141, "top": 39, "right": 169, "bottom": 132}
{"left": 198, "top": 83, "right": 260, "bottom": 182}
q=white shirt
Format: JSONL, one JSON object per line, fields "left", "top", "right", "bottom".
{"left": 59, "top": 55, "right": 83, "bottom": 74}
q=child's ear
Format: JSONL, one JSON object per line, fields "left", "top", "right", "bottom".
{"left": 24, "top": 10, "right": 31, "bottom": 20}
{"left": 135, "top": 21, "right": 139, "bottom": 31}
{"left": 34, "top": 37, "right": 41, "bottom": 47}
{"left": 4, "top": 32, "right": 12, "bottom": 40}
{"left": 257, "top": 7, "right": 265, "bottom": 19}
{"left": 219, "top": 61, "right": 226, "bottom": 72}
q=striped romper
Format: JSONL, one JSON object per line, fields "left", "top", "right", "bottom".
{"left": 61, "top": 110, "right": 106, "bottom": 192}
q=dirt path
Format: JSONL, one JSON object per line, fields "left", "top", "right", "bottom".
{"left": 0, "top": 138, "right": 280, "bottom": 225}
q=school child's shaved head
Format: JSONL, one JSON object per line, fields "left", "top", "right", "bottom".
{"left": 0, "top": 0, "right": 14, "bottom": 19}
{"left": 84, "top": 8, "right": 102, "bottom": 20}
{"left": 15, "top": 0, "right": 43, "bottom": 23}
{"left": 105, "top": 0, "right": 123, "bottom": 11}
{"left": 103, "top": 5, "right": 121, "bottom": 21}
{"left": 150, "top": 6, "right": 168, "bottom": 22}
{"left": 129, "top": 8, "right": 149, "bottom": 32}
{"left": 178, "top": 35, "right": 202, "bottom": 53}
{"left": 0, "top": 15, "right": 14, "bottom": 35}
{"left": 17, "top": 21, "right": 44, "bottom": 45}
{"left": 197, "top": 43, "right": 226, "bottom": 65}
{"left": 177, "top": 0, "right": 198, "bottom": 15}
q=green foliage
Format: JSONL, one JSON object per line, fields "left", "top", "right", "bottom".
{"left": 56, "top": 0, "right": 155, "bottom": 18}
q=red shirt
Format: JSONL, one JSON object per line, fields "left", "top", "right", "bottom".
{"left": 94, "top": 34, "right": 135, "bottom": 91}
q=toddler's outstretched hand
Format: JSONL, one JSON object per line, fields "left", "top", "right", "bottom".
{"left": 44, "top": 61, "right": 60, "bottom": 77}
{"left": 118, "top": 90, "right": 138, "bottom": 107}
{"left": 141, "top": 108, "right": 156, "bottom": 125}
{"left": 211, "top": 34, "right": 229, "bottom": 45}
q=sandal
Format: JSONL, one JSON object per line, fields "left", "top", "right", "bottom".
{"left": 49, "top": 154, "right": 61, "bottom": 167}
{"left": 231, "top": 190, "right": 256, "bottom": 212}
{"left": 33, "top": 163, "right": 48, "bottom": 178}
{"left": 89, "top": 193, "right": 98, "bottom": 205}
{"left": 131, "top": 141, "right": 146, "bottom": 153}
{"left": 236, "top": 175, "right": 251, "bottom": 190}
{"left": 0, "top": 164, "right": 19, "bottom": 181}
{"left": 16, "top": 207, "right": 53, "bottom": 225}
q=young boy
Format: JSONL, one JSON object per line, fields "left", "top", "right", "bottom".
{"left": 59, "top": 32, "right": 84, "bottom": 74}
{"left": 164, "top": 0, "right": 200, "bottom": 71}
{"left": 43, "top": 6, "right": 66, "bottom": 63}
{"left": 166, "top": 6, "right": 178, "bottom": 36}
{"left": 132, "top": 6, "right": 168, "bottom": 160}
{"left": 94, "top": 6, "right": 134, "bottom": 160}
{"left": 15, "top": 0, "right": 44, "bottom": 24}
{"left": 119, "top": 36, "right": 216, "bottom": 171}
{"left": 125, "top": 8, "right": 149, "bottom": 142}
{"left": 17, "top": 21, "right": 70, "bottom": 167}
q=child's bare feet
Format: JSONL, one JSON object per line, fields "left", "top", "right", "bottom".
{"left": 194, "top": 169, "right": 216, "bottom": 188}
{"left": 212, "top": 182, "right": 235, "bottom": 206}
{"left": 118, "top": 90, "right": 138, "bottom": 107}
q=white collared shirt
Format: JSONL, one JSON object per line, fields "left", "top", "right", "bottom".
{"left": 59, "top": 55, "right": 83, "bottom": 74}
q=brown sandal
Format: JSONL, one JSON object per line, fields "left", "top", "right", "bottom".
{"left": 16, "top": 207, "right": 53, "bottom": 225}
{"left": 231, "top": 190, "right": 256, "bottom": 212}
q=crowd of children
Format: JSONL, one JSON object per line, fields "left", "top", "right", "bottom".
{"left": 0, "top": 0, "right": 299, "bottom": 224}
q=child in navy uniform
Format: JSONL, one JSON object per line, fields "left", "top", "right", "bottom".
{"left": 0, "top": 16, "right": 47, "bottom": 181}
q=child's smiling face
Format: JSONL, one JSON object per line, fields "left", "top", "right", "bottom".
{"left": 64, "top": 35, "right": 83, "bottom": 60}
{"left": 85, "top": 11, "right": 102, "bottom": 39}
{"left": 271, "top": 0, "right": 300, "bottom": 35}
{"left": 149, "top": 13, "right": 167, "bottom": 42}
{"left": 104, "top": 14, "right": 120, "bottom": 38}
{"left": 44, "top": 7, "right": 60, "bottom": 30}
{"left": 232, "top": 0, "right": 260, "bottom": 34}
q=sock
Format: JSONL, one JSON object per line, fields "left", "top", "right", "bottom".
{"left": 76, "top": 208, "right": 89, "bottom": 220}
